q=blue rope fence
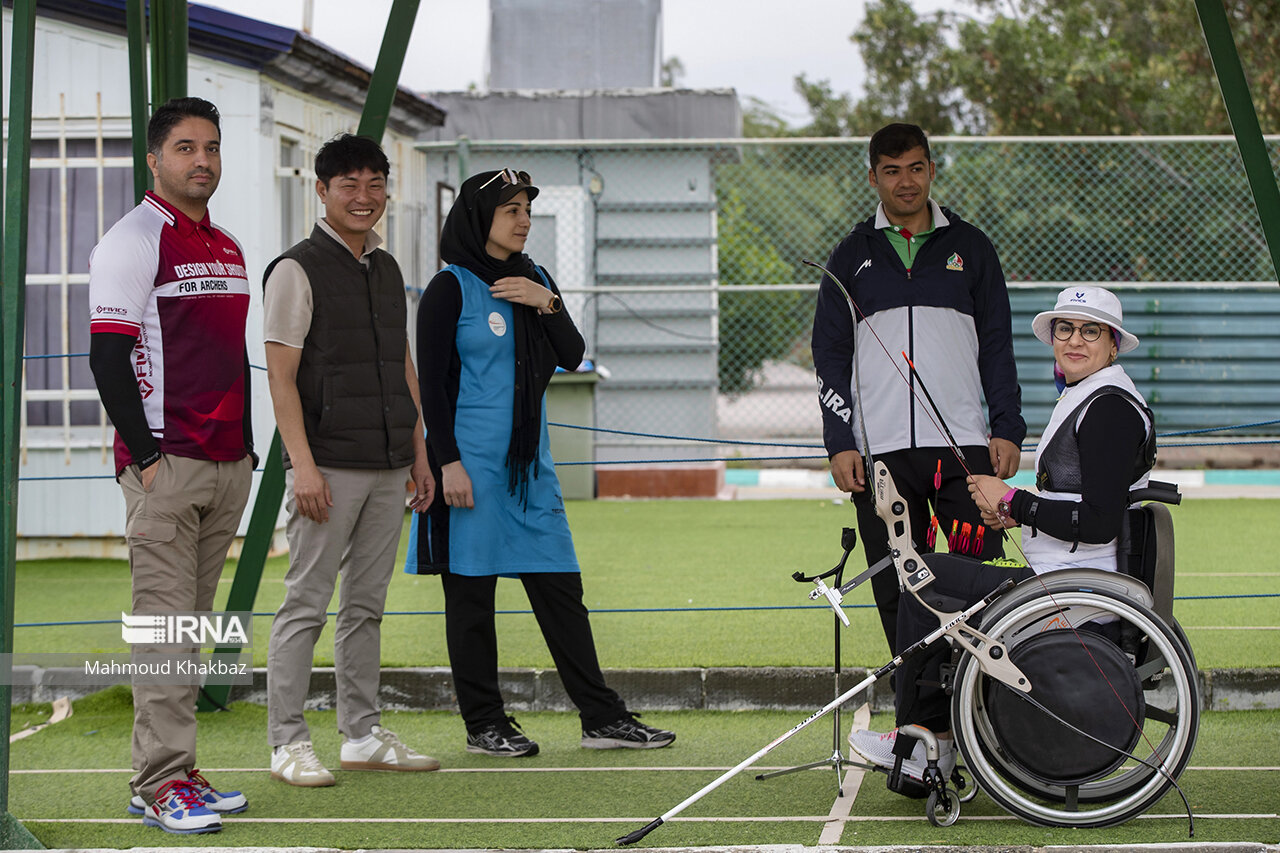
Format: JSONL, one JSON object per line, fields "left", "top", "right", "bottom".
{"left": 16, "top": 592, "right": 1280, "bottom": 629}
{"left": 15, "top": 428, "right": 1280, "bottom": 480}
{"left": 15, "top": 351, "right": 1280, "bottom": 482}
{"left": 17, "top": 354, "right": 1274, "bottom": 647}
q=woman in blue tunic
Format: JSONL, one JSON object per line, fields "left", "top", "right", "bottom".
{"left": 409, "top": 168, "right": 675, "bottom": 757}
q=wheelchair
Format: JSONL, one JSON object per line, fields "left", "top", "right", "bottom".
{"left": 946, "top": 484, "right": 1199, "bottom": 828}
{"left": 887, "top": 478, "right": 1200, "bottom": 828}
{"left": 614, "top": 469, "right": 1200, "bottom": 846}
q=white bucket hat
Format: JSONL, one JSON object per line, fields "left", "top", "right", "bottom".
{"left": 1032, "top": 285, "right": 1139, "bottom": 354}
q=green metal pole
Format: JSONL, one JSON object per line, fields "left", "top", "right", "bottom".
{"left": 199, "top": 0, "right": 420, "bottom": 711}
{"left": 195, "top": 433, "right": 284, "bottom": 712}
{"left": 356, "top": 0, "right": 420, "bottom": 142}
{"left": 125, "top": 0, "right": 151, "bottom": 203}
{"left": 149, "top": 0, "right": 188, "bottom": 107}
{"left": 1, "top": 0, "right": 49, "bottom": 846}
{"left": 1195, "top": 0, "right": 1280, "bottom": 282}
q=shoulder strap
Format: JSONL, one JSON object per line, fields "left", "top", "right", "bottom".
{"left": 1036, "top": 385, "right": 1156, "bottom": 494}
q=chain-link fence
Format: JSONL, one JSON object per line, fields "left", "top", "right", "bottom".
{"left": 421, "top": 137, "right": 1280, "bottom": 462}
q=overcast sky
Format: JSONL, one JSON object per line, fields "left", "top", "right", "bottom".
{"left": 200, "top": 0, "right": 945, "bottom": 126}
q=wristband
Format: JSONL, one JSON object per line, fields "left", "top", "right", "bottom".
{"left": 996, "top": 487, "right": 1016, "bottom": 522}
{"left": 135, "top": 448, "right": 162, "bottom": 470}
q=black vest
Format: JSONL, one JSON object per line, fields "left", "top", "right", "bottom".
{"left": 265, "top": 225, "right": 417, "bottom": 470}
{"left": 1036, "top": 385, "right": 1156, "bottom": 494}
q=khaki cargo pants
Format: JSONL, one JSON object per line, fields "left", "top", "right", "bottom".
{"left": 119, "top": 453, "right": 252, "bottom": 803}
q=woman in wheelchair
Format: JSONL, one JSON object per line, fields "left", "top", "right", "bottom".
{"left": 848, "top": 285, "right": 1156, "bottom": 791}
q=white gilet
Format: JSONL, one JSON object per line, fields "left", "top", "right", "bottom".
{"left": 1022, "top": 364, "right": 1152, "bottom": 575}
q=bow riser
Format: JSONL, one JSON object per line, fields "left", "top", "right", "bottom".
{"left": 872, "top": 459, "right": 1031, "bottom": 693}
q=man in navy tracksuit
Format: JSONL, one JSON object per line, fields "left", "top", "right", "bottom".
{"left": 811, "top": 123, "right": 1026, "bottom": 654}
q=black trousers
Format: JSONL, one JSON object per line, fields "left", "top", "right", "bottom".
{"left": 852, "top": 445, "right": 1004, "bottom": 655}
{"left": 441, "top": 571, "right": 627, "bottom": 734}
{"left": 894, "top": 556, "right": 1034, "bottom": 732}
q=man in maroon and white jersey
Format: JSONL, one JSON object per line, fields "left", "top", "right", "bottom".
{"left": 89, "top": 97, "right": 254, "bottom": 835}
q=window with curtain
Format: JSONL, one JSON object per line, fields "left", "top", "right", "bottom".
{"left": 24, "top": 137, "right": 133, "bottom": 427}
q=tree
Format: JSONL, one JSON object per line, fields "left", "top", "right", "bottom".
{"left": 794, "top": 76, "right": 858, "bottom": 138}
{"left": 741, "top": 96, "right": 795, "bottom": 139}
{"left": 950, "top": 0, "right": 1279, "bottom": 134}
{"left": 845, "top": 0, "right": 970, "bottom": 134}
{"left": 660, "top": 56, "right": 686, "bottom": 88}
{"left": 716, "top": 188, "right": 811, "bottom": 396}
{"left": 793, "top": 0, "right": 1278, "bottom": 136}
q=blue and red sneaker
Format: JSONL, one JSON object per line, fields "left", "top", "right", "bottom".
{"left": 140, "top": 779, "right": 222, "bottom": 834}
{"left": 128, "top": 769, "right": 247, "bottom": 816}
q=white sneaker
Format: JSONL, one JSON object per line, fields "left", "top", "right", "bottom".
{"left": 340, "top": 725, "right": 440, "bottom": 771}
{"left": 270, "top": 741, "right": 336, "bottom": 787}
{"left": 849, "top": 727, "right": 956, "bottom": 781}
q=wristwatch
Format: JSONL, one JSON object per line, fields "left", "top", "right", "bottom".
{"left": 545, "top": 294, "right": 562, "bottom": 314}
{"left": 996, "top": 486, "right": 1016, "bottom": 521}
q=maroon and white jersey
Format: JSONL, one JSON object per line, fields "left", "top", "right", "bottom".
{"left": 89, "top": 191, "right": 250, "bottom": 473}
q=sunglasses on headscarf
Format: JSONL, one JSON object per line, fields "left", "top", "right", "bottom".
{"left": 475, "top": 168, "right": 531, "bottom": 195}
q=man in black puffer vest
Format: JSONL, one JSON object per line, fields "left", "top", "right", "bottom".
{"left": 262, "top": 134, "right": 438, "bottom": 786}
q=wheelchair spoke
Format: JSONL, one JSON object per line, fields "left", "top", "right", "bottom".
{"left": 1134, "top": 656, "right": 1167, "bottom": 681}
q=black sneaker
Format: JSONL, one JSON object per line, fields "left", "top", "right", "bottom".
{"left": 465, "top": 715, "right": 539, "bottom": 757}
{"left": 582, "top": 713, "right": 676, "bottom": 750}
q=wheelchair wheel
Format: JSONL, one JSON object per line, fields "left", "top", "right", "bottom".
{"left": 951, "top": 584, "right": 1199, "bottom": 827}
{"left": 926, "top": 788, "right": 961, "bottom": 827}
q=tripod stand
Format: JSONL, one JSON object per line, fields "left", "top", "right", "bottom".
{"left": 755, "top": 527, "right": 863, "bottom": 795}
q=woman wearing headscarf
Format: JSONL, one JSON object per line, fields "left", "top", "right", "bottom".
{"left": 848, "top": 285, "right": 1155, "bottom": 788}
{"left": 407, "top": 168, "right": 675, "bottom": 757}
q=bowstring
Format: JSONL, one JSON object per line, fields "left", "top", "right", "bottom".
{"left": 805, "top": 258, "right": 1177, "bottom": 782}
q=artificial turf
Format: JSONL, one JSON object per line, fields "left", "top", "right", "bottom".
{"left": 9, "top": 497, "right": 1277, "bottom": 848}
{"left": 13, "top": 499, "right": 1280, "bottom": 669}
{"left": 8, "top": 688, "right": 1279, "bottom": 849}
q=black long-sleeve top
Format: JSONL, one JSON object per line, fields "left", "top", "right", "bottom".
{"left": 416, "top": 266, "right": 584, "bottom": 467}
{"left": 89, "top": 332, "right": 255, "bottom": 470}
{"left": 1008, "top": 394, "right": 1146, "bottom": 544}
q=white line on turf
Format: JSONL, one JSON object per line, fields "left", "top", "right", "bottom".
{"left": 27, "top": 813, "right": 1279, "bottom": 825}
{"left": 7, "top": 766, "right": 852, "bottom": 774}
{"left": 32, "top": 817, "right": 833, "bottom": 824}
{"left": 12, "top": 764, "right": 1278, "bottom": 774}
{"left": 817, "top": 703, "right": 870, "bottom": 845}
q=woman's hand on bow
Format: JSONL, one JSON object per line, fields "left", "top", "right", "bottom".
{"left": 968, "top": 473, "right": 1017, "bottom": 529}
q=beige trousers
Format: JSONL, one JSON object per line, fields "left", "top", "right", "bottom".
{"left": 267, "top": 465, "right": 409, "bottom": 746}
{"left": 120, "top": 453, "right": 253, "bottom": 803}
